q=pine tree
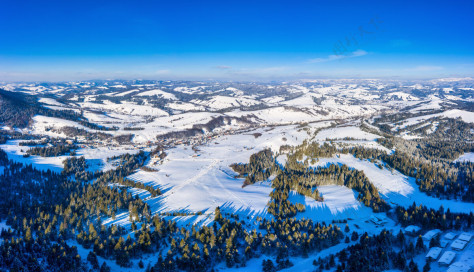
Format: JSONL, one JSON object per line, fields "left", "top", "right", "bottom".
{"left": 262, "top": 259, "right": 276, "bottom": 272}
{"left": 215, "top": 206, "right": 223, "bottom": 223}
{"left": 416, "top": 236, "right": 424, "bottom": 252}
{"left": 429, "top": 236, "right": 439, "bottom": 248}
{"left": 408, "top": 259, "right": 419, "bottom": 272}
{"left": 423, "top": 261, "right": 431, "bottom": 272}
{"left": 100, "top": 261, "right": 111, "bottom": 272}
{"left": 351, "top": 231, "right": 359, "bottom": 241}
{"left": 25, "top": 227, "right": 32, "bottom": 242}
{"left": 396, "top": 230, "right": 406, "bottom": 246}
{"left": 87, "top": 251, "right": 100, "bottom": 269}
{"left": 344, "top": 224, "right": 350, "bottom": 232}
{"left": 329, "top": 255, "right": 335, "bottom": 267}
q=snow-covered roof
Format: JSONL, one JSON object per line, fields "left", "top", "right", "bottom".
{"left": 451, "top": 239, "right": 468, "bottom": 251}
{"left": 439, "top": 251, "right": 456, "bottom": 266}
{"left": 405, "top": 225, "right": 421, "bottom": 233}
{"left": 458, "top": 233, "right": 472, "bottom": 242}
{"left": 447, "top": 262, "right": 471, "bottom": 272}
{"left": 444, "top": 232, "right": 457, "bottom": 240}
{"left": 370, "top": 215, "right": 388, "bottom": 225}
{"left": 426, "top": 247, "right": 442, "bottom": 260}
{"left": 423, "top": 229, "right": 441, "bottom": 241}
{"left": 440, "top": 239, "right": 449, "bottom": 248}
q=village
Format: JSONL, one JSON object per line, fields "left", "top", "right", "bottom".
{"left": 402, "top": 226, "right": 474, "bottom": 272}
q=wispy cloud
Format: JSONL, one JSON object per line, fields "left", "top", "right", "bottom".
{"left": 219, "top": 66, "right": 290, "bottom": 80}
{"left": 155, "top": 69, "right": 170, "bottom": 74}
{"left": 308, "top": 50, "right": 368, "bottom": 63}
{"left": 406, "top": 65, "right": 444, "bottom": 72}
{"left": 215, "top": 65, "right": 232, "bottom": 70}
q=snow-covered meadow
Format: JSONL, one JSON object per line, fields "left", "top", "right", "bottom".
{"left": 310, "top": 154, "right": 474, "bottom": 213}
{"left": 103, "top": 123, "right": 330, "bottom": 227}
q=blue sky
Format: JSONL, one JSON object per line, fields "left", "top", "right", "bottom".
{"left": 1, "top": 0, "right": 473, "bottom": 81}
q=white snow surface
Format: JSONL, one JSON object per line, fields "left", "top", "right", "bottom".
{"left": 393, "top": 109, "right": 474, "bottom": 131}
{"left": 103, "top": 123, "right": 330, "bottom": 227}
{"left": 80, "top": 100, "right": 169, "bottom": 117}
{"left": 290, "top": 185, "right": 374, "bottom": 222}
{"left": 455, "top": 152, "right": 474, "bottom": 163}
{"left": 386, "top": 92, "right": 420, "bottom": 101}
{"left": 315, "top": 126, "right": 380, "bottom": 141}
{"left": 114, "top": 89, "right": 140, "bottom": 96}
{"left": 192, "top": 95, "right": 260, "bottom": 110}
{"left": 312, "top": 154, "right": 474, "bottom": 213}
{"left": 0, "top": 140, "right": 66, "bottom": 172}
{"left": 137, "top": 89, "right": 177, "bottom": 100}
{"left": 38, "top": 97, "right": 66, "bottom": 106}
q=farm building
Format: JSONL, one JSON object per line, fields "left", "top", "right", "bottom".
{"left": 458, "top": 233, "right": 472, "bottom": 242}
{"left": 425, "top": 247, "right": 442, "bottom": 260}
{"left": 370, "top": 215, "right": 388, "bottom": 225}
{"left": 440, "top": 239, "right": 449, "bottom": 248}
{"left": 444, "top": 232, "right": 457, "bottom": 240}
{"left": 404, "top": 225, "right": 421, "bottom": 235}
{"left": 423, "top": 229, "right": 442, "bottom": 242}
{"left": 451, "top": 239, "right": 468, "bottom": 251}
{"left": 447, "top": 262, "right": 472, "bottom": 272}
{"left": 439, "top": 251, "right": 456, "bottom": 266}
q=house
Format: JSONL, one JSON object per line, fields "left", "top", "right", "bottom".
{"left": 423, "top": 229, "right": 442, "bottom": 242}
{"left": 444, "top": 232, "right": 457, "bottom": 240}
{"left": 458, "top": 232, "right": 472, "bottom": 242}
{"left": 370, "top": 215, "right": 388, "bottom": 225}
{"left": 440, "top": 239, "right": 449, "bottom": 248}
{"left": 451, "top": 239, "right": 468, "bottom": 251}
{"left": 404, "top": 225, "right": 421, "bottom": 236}
{"left": 439, "top": 251, "right": 456, "bottom": 266}
{"left": 425, "top": 247, "right": 442, "bottom": 260}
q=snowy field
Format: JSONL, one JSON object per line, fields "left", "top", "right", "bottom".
{"left": 392, "top": 109, "right": 474, "bottom": 131}
{"left": 455, "top": 152, "right": 474, "bottom": 163}
{"left": 315, "top": 126, "right": 380, "bottom": 141}
{"left": 101, "top": 121, "right": 410, "bottom": 231}
{"left": 103, "top": 123, "right": 332, "bottom": 227}
{"left": 290, "top": 185, "right": 374, "bottom": 222}
{"left": 311, "top": 154, "right": 474, "bottom": 213}
{"left": 0, "top": 140, "right": 66, "bottom": 172}
{"left": 312, "top": 125, "right": 391, "bottom": 152}
{"left": 75, "top": 147, "right": 141, "bottom": 172}
{"left": 0, "top": 140, "right": 140, "bottom": 173}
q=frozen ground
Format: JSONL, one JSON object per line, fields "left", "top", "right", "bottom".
{"left": 75, "top": 147, "right": 141, "bottom": 172}
{"left": 103, "top": 123, "right": 332, "bottom": 227}
{"left": 2, "top": 80, "right": 473, "bottom": 271}
{"left": 313, "top": 125, "right": 391, "bottom": 152}
{"left": 315, "top": 126, "right": 380, "bottom": 141}
{"left": 455, "top": 152, "right": 474, "bottom": 163}
{"left": 0, "top": 140, "right": 66, "bottom": 172}
{"left": 136, "top": 88, "right": 177, "bottom": 100}
{"left": 0, "top": 140, "right": 140, "bottom": 173}
{"left": 0, "top": 221, "right": 11, "bottom": 232}
{"left": 102, "top": 121, "right": 408, "bottom": 232}
{"left": 311, "top": 154, "right": 474, "bottom": 213}
{"left": 290, "top": 185, "right": 374, "bottom": 222}
{"left": 392, "top": 109, "right": 474, "bottom": 132}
